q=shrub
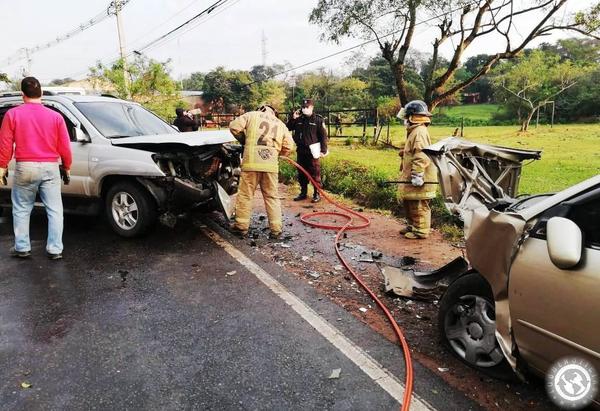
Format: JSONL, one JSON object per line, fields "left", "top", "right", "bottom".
{"left": 279, "top": 157, "right": 457, "bottom": 227}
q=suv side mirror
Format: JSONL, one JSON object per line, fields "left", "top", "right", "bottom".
{"left": 75, "top": 126, "right": 91, "bottom": 143}
{"left": 546, "top": 217, "right": 583, "bottom": 269}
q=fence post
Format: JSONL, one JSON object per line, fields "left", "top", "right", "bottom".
{"left": 460, "top": 116, "right": 464, "bottom": 137}
{"left": 386, "top": 120, "right": 390, "bottom": 144}
{"left": 362, "top": 110, "right": 367, "bottom": 143}
{"left": 373, "top": 108, "right": 379, "bottom": 143}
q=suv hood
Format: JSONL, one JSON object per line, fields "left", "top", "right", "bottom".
{"left": 423, "top": 137, "right": 541, "bottom": 218}
{"left": 110, "top": 130, "right": 236, "bottom": 151}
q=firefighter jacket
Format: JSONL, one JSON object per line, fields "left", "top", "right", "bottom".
{"left": 398, "top": 124, "right": 438, "bottom": 201}
{"left": 229, "top": 111, "right": 294, "bottom": 173}
{"left": 286, "top": 113, "right": 328, "bottom": 153}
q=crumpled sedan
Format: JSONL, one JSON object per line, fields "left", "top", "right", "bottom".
{"left": 426, "top": 138, "right": 599, "bottom": 405}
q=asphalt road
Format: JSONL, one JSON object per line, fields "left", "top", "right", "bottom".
{"left": 0, "top": 210, "right": 480, "bottom": 411}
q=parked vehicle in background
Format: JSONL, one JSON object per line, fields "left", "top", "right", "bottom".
{"left": 0, "top": 95, "right": 242, "bottom": 237}
{"left": 428, "top": 138, "right": 599, "bottom": 407}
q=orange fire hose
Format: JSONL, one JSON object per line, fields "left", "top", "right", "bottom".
{"left": 282, "top": 156, "right": 414, "bottom": 411}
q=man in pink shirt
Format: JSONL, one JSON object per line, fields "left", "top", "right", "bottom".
{"left": 0, "top": 77, "right": 72, "bottom": 259}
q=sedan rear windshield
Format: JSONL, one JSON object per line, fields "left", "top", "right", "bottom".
{"left": 75, "top": 102, "right": 177, "bottom": 138}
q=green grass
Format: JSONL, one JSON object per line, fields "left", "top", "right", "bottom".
{"left": 328, "top": 124, "right": 600, "bottom": 195}
{"left": 435, "top": 103, "right": 502, "bottom": 121}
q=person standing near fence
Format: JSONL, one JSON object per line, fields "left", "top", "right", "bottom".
{"left": 286, "top": 98, "right": 328, "bottom": 203}
{"left": 173, "top": 108, "right": 198, "bottom": 132}
{"left": 0, "top": 77, "right": 72, "bottom": 259}
{"left": 396, "top": 100, "right": 437, "bottom": 240}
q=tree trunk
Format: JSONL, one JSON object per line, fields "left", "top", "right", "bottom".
{"left": 389, "top": 60, "right": 408, "bottom": 106}
{"left": 521, "top": 109, "right": 536, "bottom": 131}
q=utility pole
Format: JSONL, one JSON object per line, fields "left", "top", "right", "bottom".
{"left": 261, "top": 30, "right": 268, "bottom": 67}
{"left": 109, "top": 0, "right": 130, "bottom": 98}
{"left": 21, "top": 48, "right": 32, "bottom": 77}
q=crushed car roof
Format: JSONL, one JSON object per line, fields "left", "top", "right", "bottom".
{"left": 424, "top": 137, "right": 542, "bottom": 218}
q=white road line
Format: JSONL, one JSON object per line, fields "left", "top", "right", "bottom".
{"left": 202, "top": 227, "right": 435, "bottom": 411}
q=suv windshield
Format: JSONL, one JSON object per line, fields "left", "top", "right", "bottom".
{"left": 75, "top": 101, "right": 177, "bottom": 138}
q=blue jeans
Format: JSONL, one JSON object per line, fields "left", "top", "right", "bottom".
{"left": 12, "top": 162, "right": 64, "bottom": 254}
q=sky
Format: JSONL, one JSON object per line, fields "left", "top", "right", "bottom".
{"left": 0, "top": 0, "right": 594, "bottom": 85}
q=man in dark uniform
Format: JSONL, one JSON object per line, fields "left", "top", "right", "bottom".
{"left": 173, "top": 108, "right": 198, "bottom": 132}
{"left": 286, "top": 98, "right": 328, "bottom": 203}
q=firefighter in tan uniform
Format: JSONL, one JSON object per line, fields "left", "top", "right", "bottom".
{"left": 229, "top": 105, "right": 294, "bottom": 239}
{"left": 397, "top": 100, "right": 437, "bottom": 239}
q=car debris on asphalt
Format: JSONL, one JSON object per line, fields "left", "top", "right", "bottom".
{"left": 328, "top": 369, "right": 341, "bottom": 379}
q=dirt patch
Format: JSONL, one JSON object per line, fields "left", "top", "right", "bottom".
{"left": 216, "top": 184, "right": 554, "bottom": 410}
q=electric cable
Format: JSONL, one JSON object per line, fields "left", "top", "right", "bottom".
{"left": 58, "top": 0, "right": 240, "bottom": 82}
{"left": 136, "top": 0, "right": 232, "bottom": 53}
{"left": 282, "top": 156, "right": 414, "bottom": 411}
{"left": 0, "top": 0, "right": 134, "bottom": 68}
{"left": 243, "top": 0, "right": 484, "bottom": 87}
{"left": 138, "top": 0, "right": 242, "bottom": 54}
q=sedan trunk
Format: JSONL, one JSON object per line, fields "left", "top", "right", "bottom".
{"left": 424, "top": 138, "right": 542, "bottom": 220}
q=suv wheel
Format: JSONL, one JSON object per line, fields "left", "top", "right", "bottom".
{"left": 438, "top": 272, "right": 515, "bottom": 380}
{"left": 105, "top": 181, "right": 157, "bottom": 237}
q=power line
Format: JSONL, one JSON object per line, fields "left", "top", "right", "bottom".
{"left": 243, "top": 2, "right": 481, "bottom": 87}
{"left": 0, "top": 0, "right": 134, "bottom": 68}
{"left": 127, "top": 0, "right": 205, "bottom": 49}
{"left": 138, "top": 0, "right": 242, "bottom": 53}
{"left": 59, "top": 0, "right": 241, "bottom": 81}
{"left": 56, "top": 0, "right": 208, "bottom": 80}
{"left": 136, "top": 0, "right": 232, "bottom": 53}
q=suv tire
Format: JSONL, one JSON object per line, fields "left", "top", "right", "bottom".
{"left": 105, "top": 181, "right": 157, "bottom": 237}
{"left": 438, "top": 272, "right": 515, "bottom": 380}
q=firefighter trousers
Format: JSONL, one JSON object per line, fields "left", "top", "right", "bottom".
{"left": 403, "top": 199, "right": 431, "bottom": 237}
{"left": 234, "top": 171, "right": 282, "bottom": 234}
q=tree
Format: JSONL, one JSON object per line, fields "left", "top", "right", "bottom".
{"left": 352, "top": 56, "right": 397, "bottom": 98}
{"left": 182, "top": 72, "right": 205, "bottom": 90}
{"left": 310, "top": 0, "right": 600, "bottom": 109}
{"left": 493, "top": 50, "right": 585, "bottom": 131}
{"left": 331, "top": 77, "right": 370, "bottom": 109}
{"left": 253, "top": 80, "right": 287, "bottom": 112}
{"left": 462, "top": 54, "right": 495, "bottom": 102}
{"left": 249, "top": 64, "right": 289, "bottom": 83}
{"left": 48, "top": 77, "right": 75, "bottom": 86}
{"left": 89, "top": 56, "right": 182, "bottom": 119}
{"left": 294, "top": 70, "right": 337, "bottom": 109}
{"left": 557, "top": 66, "right": 600, "bottom": 121}
{"left": 540, "top": 38, "right": 600, "bottom": 65}
{"left": 202, "top": 67, "right": 257, "bottom": 113}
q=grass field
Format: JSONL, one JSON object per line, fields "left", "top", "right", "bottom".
{"left": 435, "top": 103, "right": 502, "bottom": 121}
{"left": 328, "top": 123, "right": 600, "bottom": 195}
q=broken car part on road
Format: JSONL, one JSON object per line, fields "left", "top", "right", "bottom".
{"left": 382, "top": 257, "right": 469, "bottom": 301}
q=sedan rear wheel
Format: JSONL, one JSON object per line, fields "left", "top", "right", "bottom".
{"left": 105, "top": 181, "right": 157, "bottom": 237}
{"left": 438, "top": 272, "right": 515, "bottom": 380}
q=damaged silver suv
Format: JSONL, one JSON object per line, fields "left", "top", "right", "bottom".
{"left": 0, "top": 94, "right": 241, "bottom": 237}
{"left": 427, "top": 138, "right": 599, "bottom": 405}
